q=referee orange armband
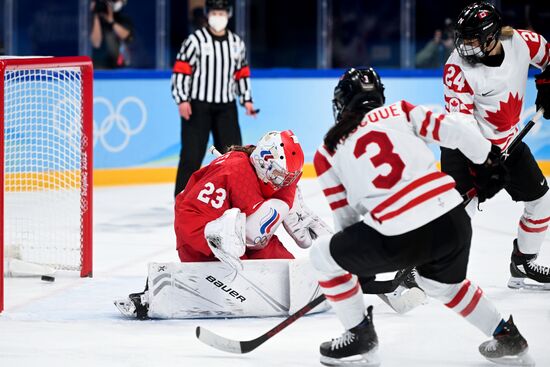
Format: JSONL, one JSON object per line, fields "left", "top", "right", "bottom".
{"left": 173, "top": 61, "right": 193, "bottom": 75}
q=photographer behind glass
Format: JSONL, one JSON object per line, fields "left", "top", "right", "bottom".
{"left": 90, "top": 0, "right": 133, "bottom": 69}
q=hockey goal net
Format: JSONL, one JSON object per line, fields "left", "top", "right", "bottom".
{"left": 0, "top": 56, "right": 93, "bottom": 312}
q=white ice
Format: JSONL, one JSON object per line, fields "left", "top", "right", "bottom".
{"left": 1, "top": 179, "right": 549, "bottom": 367}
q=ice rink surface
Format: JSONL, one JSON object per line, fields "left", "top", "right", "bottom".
{"left": 1, "top": 179, "right": 550, "bottom": 367}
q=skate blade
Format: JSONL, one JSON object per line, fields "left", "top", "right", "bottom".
{"left": 320, "top": 347, "right": 380, "bottom": 367}
{"left": 508, "top": 277, "right": 550, "bottom": 291}
{"left": 113, "top": 299, "right": 137, "bottom": 318}
{"left": 485, "top": 350, "right": 535, "bottom": 367}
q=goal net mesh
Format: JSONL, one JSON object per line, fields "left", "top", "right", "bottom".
{"left": 4, "top": 68, "right": 85, "bottom": 271}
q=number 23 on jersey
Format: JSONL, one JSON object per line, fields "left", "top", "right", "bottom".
{"left": 197, "top": 182, "right": 227, "bottom": 209}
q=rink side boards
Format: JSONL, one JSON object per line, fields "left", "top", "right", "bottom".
{"left": 93, "top": 161, "right": 550, "bottom": 186}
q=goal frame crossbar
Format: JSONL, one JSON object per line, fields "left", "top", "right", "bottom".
{"left": 0, "top": 56, "right": 94, "bottom": 313}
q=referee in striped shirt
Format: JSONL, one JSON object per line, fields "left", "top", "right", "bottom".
{"left": 171, "top": 0, "right": 257, "bottom": 196}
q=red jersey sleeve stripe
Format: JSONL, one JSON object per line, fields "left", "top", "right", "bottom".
{"left": 173, "top": 60, "right": 193, "bottom": 75}
{"left": 459, "top": 287, "right": 483, "bottom": 317}
{"left": 325, "top": 282, "right": 360, "bottom": 302}
{"left": 432, "top": 114, "right": 443, "bottom": 141}
{"left": 371, "top": 172, "right": 447, "bottom": 216}
{"left": 323, "top": 184, "right": 346, "bottom": 196}
{"left": 419, "top": 110, "right": 433, "bottom": 137}
{"left": 445, "top": 280, "right": 471, "bottom": 308}
{"left": 319, "top": 273, "right": 352, "bottom": 288}
{"left": 519, "top": 221, "right": 549, "bottom": 233}
{"left": 314, "top": 150, "right": 332, "bottom": 176}
{"left": 234, "top": 66, "right": 251, "bottom": 80}
{"left": 330, "top": 199, "right": 349, "bottom": 211}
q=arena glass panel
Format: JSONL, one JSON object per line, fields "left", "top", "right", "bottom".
{"left": 249, "top": 0, "right": 317, "bottom": 68}
{"left": 331, "top": 0, "right": 401, "bottom": 69}
{"left": 14, "top": 0, "right": 79, "bottom": 56}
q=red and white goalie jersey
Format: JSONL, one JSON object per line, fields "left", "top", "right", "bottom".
{"left": 314, "top": 101, "right": 491, "bottom": 235}
{"left": 175, "top": 151, "right": 296, "bottom": 261}
{"left": 444, "top": 29, "right": 549, "bottom": 149}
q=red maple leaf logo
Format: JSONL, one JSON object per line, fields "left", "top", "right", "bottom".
{"left": 484, "top": 93, "right": 523, "bottom": 132}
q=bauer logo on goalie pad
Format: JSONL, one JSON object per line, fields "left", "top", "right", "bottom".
{"left": 206, "top": 275, "right": 246, "bottom": 303}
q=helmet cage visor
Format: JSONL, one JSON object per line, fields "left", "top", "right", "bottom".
{"left": 266, "top": 160, "right": 301, "bottom": 189}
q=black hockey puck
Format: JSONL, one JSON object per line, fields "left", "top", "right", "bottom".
{"left": 41, "top": 275, "right": 55, "bottom": 282}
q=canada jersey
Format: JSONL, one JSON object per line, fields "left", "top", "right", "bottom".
{"left": 444, "top": 29, "right": 549, "bottom": 149}
{"left": 314, "top": 101, "right": 491, "bottom": 235}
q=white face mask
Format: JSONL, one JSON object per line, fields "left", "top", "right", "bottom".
{"left": 112, "top": 1, "right": 124, "bottom": 12}
{"left": 208, "top": 15, "right": 228, "bottom": 32}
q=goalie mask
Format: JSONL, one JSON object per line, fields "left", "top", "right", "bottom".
{"left": 454, "top": 2, "right": 502, "bottom": 64}
{"left": 250, "top": 130, "right": 304, "bottom": 193}
{"left": 332, "top": 67, "right": 385, "bottom": 123}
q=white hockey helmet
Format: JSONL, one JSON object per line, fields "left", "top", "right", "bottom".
{"left": 250, "top": 130, "right": 304, "bottom": 191}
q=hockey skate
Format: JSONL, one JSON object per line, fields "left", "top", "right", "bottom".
{"left": 320, "top": 306, "right": 380, "bottom": 367}
{"left": 508, "top": 240, "right": 550, "bottom": 290}
{"left": 114, "top": 292, "right": 150, "bottom": 320}
{"left": 479, "top": 315, "right": 535, "bottom": 366}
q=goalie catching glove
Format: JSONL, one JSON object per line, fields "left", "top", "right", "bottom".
{"left": 468, "top": 145, "right": 510, "bottom": 203}
{"left": 204, "top": 208, "right": 246, "bottom": 274}
{"left": 283, "top": 187, "right": 333, "bottom": 248}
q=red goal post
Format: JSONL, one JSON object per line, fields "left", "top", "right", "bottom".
{"left": 0, "top": 56, "right": 93, "bottom": 313}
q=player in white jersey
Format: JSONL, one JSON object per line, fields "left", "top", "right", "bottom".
{"left": 442, "top": 1, "right": 550, "bottom": 289}
{"left": 309, "top": 67, "right": 533, "bottom": 366}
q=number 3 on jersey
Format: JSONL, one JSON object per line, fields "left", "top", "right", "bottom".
{"left": 197, "top": 182, "right": 226, "bottom": 209}
{"left": 354, "top": 131, "right": 405, "bottom": 189}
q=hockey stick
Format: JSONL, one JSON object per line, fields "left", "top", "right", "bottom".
{"left": 196, "top": 293, "right": 326, "bottom": 354}
{"left": 198, "top": 145, "right": 326, "bottom": 354}
{"left": 462, "top": 108, "right": 545, "bottom": 203}
{"left": 501, "top": 108, "right": 544, "bottom": 160}
{"left": 209, "top": 145, "right": 222, "bottom": 158}
{"left": 196, "top": 267, "right": 420, "bottom": 354}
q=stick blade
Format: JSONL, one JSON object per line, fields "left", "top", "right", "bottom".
{"left": 196, "top": 326, "right": 244, "bottom": 354}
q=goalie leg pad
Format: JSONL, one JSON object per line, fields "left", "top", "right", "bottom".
{"left": 147, "top": 260, "right": 289, "bottom": 318}
{"left": 416, "top": 274, "right": 502, "bottom": 336}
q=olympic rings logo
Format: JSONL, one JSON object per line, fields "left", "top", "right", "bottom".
{"left": 93, "top": 96, "right": 148, "bottom": 153}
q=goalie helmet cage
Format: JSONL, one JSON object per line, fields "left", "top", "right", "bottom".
{"left": 0, "top": 56, "right": 94, "bottom": 313}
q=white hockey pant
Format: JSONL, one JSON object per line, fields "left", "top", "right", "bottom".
{"left": 416, "top": 274, "right": 502, "bottom": 336}
{"left": 310, "top": 235, "right": 365, "bottom": 330}
{"left": 517, "top": 190, "right": 550, "bottom": 254}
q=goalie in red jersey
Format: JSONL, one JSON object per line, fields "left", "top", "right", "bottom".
{"left": 174, "top": 129, "right": 329, "bottom": 268}
{"left": 114, "top": 130, "right": 332, "bottom": 319}
{"left": 441, "top": 2, "right": 550, "bottom": 290}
